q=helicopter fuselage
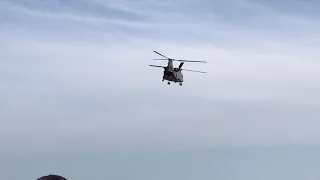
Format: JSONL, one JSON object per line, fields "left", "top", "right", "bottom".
{"left": 163, "top": 70, "right": 183, "bottom": 82}
{"left": 162, "top": 59, "right": 183, "bottom": 83}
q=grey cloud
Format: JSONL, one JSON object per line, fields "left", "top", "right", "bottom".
{"left": 2, "top": 0, "right": 320, "bottom": 45}
{"left": 257, "top": 0, "right": 320, "bottom": 18}
{"left": 3, "top": 0, "right": 147, "bottom": 21}
{"left": 0, "top": 2, "right": 149, "bottom": 37}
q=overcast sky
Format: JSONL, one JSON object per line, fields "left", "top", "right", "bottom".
{"left": 1, "top": 0, "right": 320, "bottom": 179}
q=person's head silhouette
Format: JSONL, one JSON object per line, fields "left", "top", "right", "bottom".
{"left": 37, "top": 174, "right": 67, "bottom": 180}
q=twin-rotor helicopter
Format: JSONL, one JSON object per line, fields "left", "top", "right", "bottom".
{"left": 149, "top": 51, "right": 207, "bottom": 86}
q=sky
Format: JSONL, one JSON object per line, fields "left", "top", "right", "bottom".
{"left": 1, "top": 0, "right": 320, "bottom": 179}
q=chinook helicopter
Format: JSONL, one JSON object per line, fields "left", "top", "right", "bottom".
{"left": 149, "top": 51, "right": 207, "bottom": 86}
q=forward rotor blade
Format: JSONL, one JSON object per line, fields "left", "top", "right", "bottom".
{"left": 149, "top": 65, "right": 166, "bottom": 69}
{"left": 153, "top": 59, "right": 207, "bottom": 63}
{"left": 181, "top": 69, "right": 207, "bottom": 73}
{"left": 172, "top": 59, "right": 207, "bottom": 63}
{"left": 153, "top": 51, "right": 206, "bottom": 63}
{"left": 153, "top": 51, "right": 170, "bottom": 59}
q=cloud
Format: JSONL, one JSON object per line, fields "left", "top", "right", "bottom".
{"left": 2, "top": 1, "right": 320, "bottom": 180}
{"left": 1, "top": 0, "right": 320, "bottom": 156}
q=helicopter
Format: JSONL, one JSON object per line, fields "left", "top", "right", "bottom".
{"left": 149, "top": 51, "right": 207, "bottom": 86}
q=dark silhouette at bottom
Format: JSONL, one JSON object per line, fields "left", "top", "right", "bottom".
{"left": 37, "top": 174, "right": 67, "bottom": 180}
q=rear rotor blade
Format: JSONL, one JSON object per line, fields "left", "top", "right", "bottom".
{"left": 181, "top": 69, "right": 207, "bottom": 73}
{"left": 153, "top": 51, "right": 170, "bottom": 59}
{"left": 178, "top": 62, "right": 184, "bottom": 69}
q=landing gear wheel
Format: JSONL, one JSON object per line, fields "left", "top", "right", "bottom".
{"left": 167, "top": 82, "right": 170, "bottom": 85}
{"left": 179, "top": 83, "right": 182, "bottom": 86}
{"left": 162, "top": 79, "right": 164, "bottom": 82}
